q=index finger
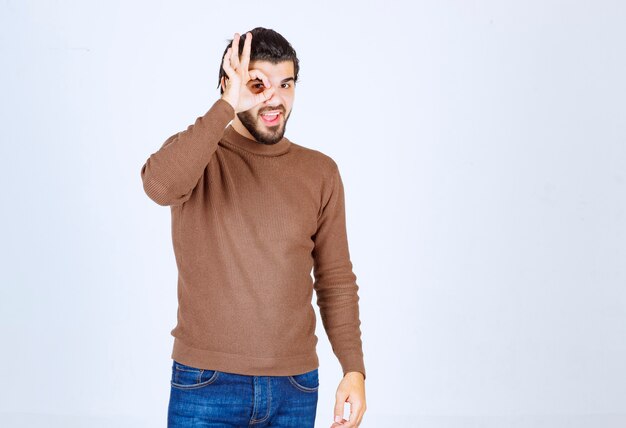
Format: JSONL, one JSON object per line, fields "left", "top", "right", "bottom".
{"left": 248, "top": 69, "right": 271, "bottom": 89}
{"left": 346, "top": 401, "right": 364, "bottom": 427}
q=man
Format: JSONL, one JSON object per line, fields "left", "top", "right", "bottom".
{"left": 141, "top": 27, "right": 367, "bottom": 427}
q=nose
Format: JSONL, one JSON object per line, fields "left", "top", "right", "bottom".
{"left": 263, "top": 88, "right": 283, "bottom": 107}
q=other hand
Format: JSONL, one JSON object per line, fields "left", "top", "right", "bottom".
{"left": 330, "top": 371, "right": 367, "bottom": 427}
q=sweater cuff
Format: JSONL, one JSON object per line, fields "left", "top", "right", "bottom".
{"left": 340, "top": 355, "right": 366, "bottom": 380}
{"left": 215, "top": 97, "right": 235, "bottom": 120}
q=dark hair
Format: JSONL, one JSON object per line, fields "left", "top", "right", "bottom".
{"left": 217, "top": 27, "right": 300, "bottom": 95}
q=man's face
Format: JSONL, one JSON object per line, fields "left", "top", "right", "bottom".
{"left": 237, "top": 60, "right": 295, "bottom": 145}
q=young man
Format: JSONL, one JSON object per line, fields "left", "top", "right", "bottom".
{"left": 141, "top": 27, "right": 367, "bottom": 427}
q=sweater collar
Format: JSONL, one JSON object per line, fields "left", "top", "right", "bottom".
{"left": 222, "top": 124, "right": 291, "bottom": 156}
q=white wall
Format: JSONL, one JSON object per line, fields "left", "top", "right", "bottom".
{"left": 1, "top": 0, "right": 625, "bottom": 427}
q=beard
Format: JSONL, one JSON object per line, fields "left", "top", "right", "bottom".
{"left": 236, "top": 108, "right": 291, "bottom": 145}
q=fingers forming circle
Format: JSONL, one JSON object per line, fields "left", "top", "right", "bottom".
{"left": 248, "top": 69, "right": 270, "bottom": 88}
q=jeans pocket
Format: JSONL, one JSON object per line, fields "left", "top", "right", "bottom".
{"left": 288, "top": 368, "right": 319, "bottom": 393}
{"left": 171, "top": 360, "right": 220, "bottom": 390}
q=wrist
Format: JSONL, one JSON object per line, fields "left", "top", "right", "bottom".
{"left": 345, "top": 371, "right": 365, "bottom": 379}
{"left": 221, "top": 96, "right": 237, "bottom": 114}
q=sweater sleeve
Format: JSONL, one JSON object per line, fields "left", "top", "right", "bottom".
{"left": 312, "top": 161, "right": 366, "bottom": 380}
{"left": 140, "top": 98, "right": 235, "bottom": 206}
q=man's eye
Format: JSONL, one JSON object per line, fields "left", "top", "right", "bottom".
{"left": 253, "top": 83, "right": 292, "bottom": 89}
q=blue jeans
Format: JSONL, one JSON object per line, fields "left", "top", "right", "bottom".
{"left": 168, "top": 360, "right": 319, "bottom": 427}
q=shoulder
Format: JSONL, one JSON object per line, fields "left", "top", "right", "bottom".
{"left": 288, "top": 141, "right": 339, "bottom": 177}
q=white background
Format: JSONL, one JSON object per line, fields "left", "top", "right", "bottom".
{"left": 1, "top": 1, "right": 625, "bottom": 427}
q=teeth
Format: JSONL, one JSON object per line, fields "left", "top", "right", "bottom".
{"left": 262, "top": 112, "right": 280, "bottom": 116}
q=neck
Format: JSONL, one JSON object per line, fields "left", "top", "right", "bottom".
{"left": 222, "top": 124, "right": 291, "bottom": 157}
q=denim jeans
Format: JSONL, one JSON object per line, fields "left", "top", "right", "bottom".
{"left": 168, "top": 359, "right": 319, "bottom": 427}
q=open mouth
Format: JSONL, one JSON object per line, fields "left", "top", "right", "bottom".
{"left": 260, "top": 111, "right": 281, "bottom": 126}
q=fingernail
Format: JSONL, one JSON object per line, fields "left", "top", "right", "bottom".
{"left": 335, "top": 415, "right": 341, "bottom": 423}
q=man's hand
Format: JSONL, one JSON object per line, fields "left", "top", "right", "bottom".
{"left": 220, "top": 32, "right": 275, "bottom": 114}
{"left": 330, "top": 371, "right": 367, "bottom": 427}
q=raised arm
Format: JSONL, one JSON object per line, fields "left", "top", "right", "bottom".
{"left": 140, "top": 98, "right": 235, "bottom": 206}
{"left": 141, "top": 31, "right": 276, "bottom": 207}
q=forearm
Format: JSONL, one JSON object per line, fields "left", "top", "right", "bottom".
{"left": 316, "top": 274, "right": 367, "bottom": 380}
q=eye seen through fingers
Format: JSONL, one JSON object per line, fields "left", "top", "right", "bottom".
{"left": 252, "top": 83, "right": 291, "bottom": 89}
{"left": 248, "top": 76, "right": 295, "bottom": 94}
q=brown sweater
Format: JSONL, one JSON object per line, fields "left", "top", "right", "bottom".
{"left": 140, "top": 98, "right": 366, "bottom": 379}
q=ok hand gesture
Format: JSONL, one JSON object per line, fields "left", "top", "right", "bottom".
{"left": 220, "top": 32, "right": 275, "bottom": 113}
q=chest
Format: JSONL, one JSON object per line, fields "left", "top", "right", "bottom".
{"left": 196, "top": 151, "right": 322, "bottom": 244}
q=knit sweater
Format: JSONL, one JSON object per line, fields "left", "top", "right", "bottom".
{"left": 140, "top": 98, "right": 366, "bottom": 379}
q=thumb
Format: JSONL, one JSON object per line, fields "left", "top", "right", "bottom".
{"left": 334, "top": 392, "right": 347, "bottom": 423}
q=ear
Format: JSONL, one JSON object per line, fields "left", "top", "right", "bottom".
{"left": 221, "top": 76, "right": 228, "bottom": 92}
